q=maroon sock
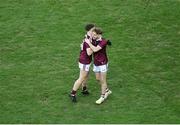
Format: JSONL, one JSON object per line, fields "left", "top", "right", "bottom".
{"left": 71, "top": 90, "right": 76, "bottom": 95}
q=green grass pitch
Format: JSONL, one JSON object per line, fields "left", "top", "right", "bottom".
{"left": 0, "top": 0, "right": 180, "bottom": 123}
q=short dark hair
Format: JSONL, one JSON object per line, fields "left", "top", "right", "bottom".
{"left": 85, "top": 23, "right": 95, "bottom": 31}
{"left": 92, "top": 27, "right": 103, "bottom": 34}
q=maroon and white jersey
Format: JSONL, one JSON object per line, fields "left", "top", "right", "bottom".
{"left": 92, "top": 38, "right": 108, "bottom": 66}
{"left": 79, "top": 39, "right": 92, "bottom": 64}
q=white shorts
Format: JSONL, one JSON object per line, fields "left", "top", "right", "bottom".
{"left": 79, "top": 62, "right": 91, "bottom": 72}
{"left": 93, "top": 64, "right": 108, "bottom": 73}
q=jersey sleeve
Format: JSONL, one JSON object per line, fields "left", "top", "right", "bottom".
{"left": 98, "top": 39, "right": 107, "bottom": 48}
{"left": 84, "top": 40, "right": 90, "bottom": 49}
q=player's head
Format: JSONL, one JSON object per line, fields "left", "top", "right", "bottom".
{"left": 85, "top": 23, "right": 95, "bottom": 31}
{"left": 91, "top": 27, "right": 103, "bottom": 40}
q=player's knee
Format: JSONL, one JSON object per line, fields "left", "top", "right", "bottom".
{"left": 99, "top": 79, "right": 106, "bottom": 84}
{"left": 96, "top": 75, "right": 100, "bottom": 81}
{"left": 96, "top": 77, "right": 100, "bottom": 82}
{"left": 79, "top": 76, "right": 87, "bottom": 83}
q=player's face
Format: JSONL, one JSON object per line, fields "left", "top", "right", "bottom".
{"left": 92, "top": 32, "right": 100, "bottom": 40}
{"left": 88, "top": 27, "right": 95, "bottom": 38}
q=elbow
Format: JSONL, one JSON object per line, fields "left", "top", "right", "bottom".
{"left": 87, "top": 52, "right": 92, "bottom": 56}
{"left": 87, "top": 53, "right": 92, "bottom": 56}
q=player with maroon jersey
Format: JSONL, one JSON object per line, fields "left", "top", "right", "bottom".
{"left": 85, "top": 27, "right": 112, "bottom": 104}
{"left": 69, "top": 24, "right": 95, "bottom": 102}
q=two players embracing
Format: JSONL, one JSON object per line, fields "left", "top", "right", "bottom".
{"left": 70, "top": 24, "right": 112, "bottom": 104}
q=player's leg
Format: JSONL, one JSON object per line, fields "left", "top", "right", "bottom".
{"left": 93, "top": 64, "right": 106, "bottom": 104}
{"left": 81, "top": 63, "right": 91, "bottom": 95}
{"left": 95, "top": 72, "right": 101, "bottom": 83}
{"left": 101, "top": 64, "right": 112, "bottom": 99}
{"left": 100, "top": 72, "right": 108, "bottom": 98}
{"left": 95, "top": 64, "right": 111, "bottom": 104}
{"left": 94, "top": 65, "right": 104, "bottom": 104}
{"left": 81, "top": 73, "right": 90, "bottom": 95}
{"left": 95, "top": 72, "right": 107, "bottom": 104}
{"left": 70, "top": 69, "right": 88, "bottom": 102}
{"left": 73, "top": 70, "right": 88, "bottom": 90}
{"left": 93, "top": 64, "right": 101, "bottom": 84}
{"left": 100, "top": 72, "right": 108, "bottom": 95}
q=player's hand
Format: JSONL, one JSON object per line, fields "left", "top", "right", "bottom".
{"left": 85, "top": 38, "right": 91, "bottom": 44}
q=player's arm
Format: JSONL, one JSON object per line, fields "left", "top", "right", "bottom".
{"left": 86, "top": 48, "right": 93, "bottom": 56}
{"left": 84, "top": 38, "right": 93, "bottom": 55}
{"left": 86, "top": 40, "right": 102, "bottom": 52}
